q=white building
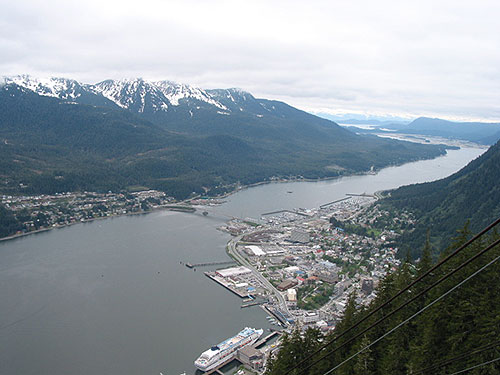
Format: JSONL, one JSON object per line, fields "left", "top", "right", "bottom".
{"left": 216, "top": 266, "right": 251, "bottom": 278}
{"left": 245, "top": 245, "right": 266, "bottom": 256}
{"left": 303, "top": 312, "right": 320, "bottom": 324}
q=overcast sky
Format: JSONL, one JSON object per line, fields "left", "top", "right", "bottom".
{"left": 1, "top": 0, "right": 499, "bottom": 121}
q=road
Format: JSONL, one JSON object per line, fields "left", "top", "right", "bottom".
{"left": 226, "top": 234, "right": 291, "bottom": 317}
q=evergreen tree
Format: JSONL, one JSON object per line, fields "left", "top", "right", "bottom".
{"left": 352, "top": 335, "right": 375, "bottom": 375}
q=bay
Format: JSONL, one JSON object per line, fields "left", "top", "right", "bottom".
{"left": 0, "top": 145, "right": 485, "bottom": 375}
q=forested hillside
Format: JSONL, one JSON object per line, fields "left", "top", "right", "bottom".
{"left": 378, "top": 140, "right": 500, "bottom": 257}
{"left": 0, "top": 83, "right": 448, "bottom": 199}
{"left": 267, "top": 226, "right": 500, "bottom": 375}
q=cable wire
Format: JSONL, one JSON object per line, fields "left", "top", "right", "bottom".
{"left": 299, "top": 237, "right": 500, "bottom": 375}
{"left": 447, "top": 356, "right": 500, "bottom": 375}
{"left": 282, "top": 217, "right": 500, "bottom": 375}
{"left": 318, "top": 252, "right": 500, "bottom": 375}
{"left": 412, "top": 339, "right": 500, "bottom": 374}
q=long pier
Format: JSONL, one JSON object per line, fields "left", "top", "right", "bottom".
{"left": 261, "top": 209, "right": 309, "bottom": 217}
{"left": 185, "top": 260, "right": 236, "bottom": 268}
{"left": 319, "top": 196, "right": 351, "bottom": 209}
{"left": 346, "top": 193, "right": 376, "bottom": 198}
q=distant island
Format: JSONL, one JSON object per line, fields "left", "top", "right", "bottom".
{"left": 337, "top": 116, "right": 500, "bottom": 145}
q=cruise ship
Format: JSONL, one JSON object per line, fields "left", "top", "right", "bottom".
{"left": 194, "top": 327, "right": 263, "bottom": 372}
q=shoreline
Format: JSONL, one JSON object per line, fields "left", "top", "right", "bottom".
{"left": 0, "top": 143, "right": 478, "bottom": 244}
{"left": 210, "top": 160, "right": 423, "bottom": 200}
{"left": 208, "top": 140, "right": 475, "bottom": 200}
{"left": 0, "top": 209, "right": 158, "bottom": 243}
{"left": 0, "top": 174, "right": 364, "bottom": 243}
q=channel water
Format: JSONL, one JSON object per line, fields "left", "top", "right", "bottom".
{"left": 0, "top": 146, "right": 485, "bottom": 375}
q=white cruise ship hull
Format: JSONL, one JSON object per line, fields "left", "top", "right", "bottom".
{"left": 194, "top": 328, "right": 263, "bottom": 372}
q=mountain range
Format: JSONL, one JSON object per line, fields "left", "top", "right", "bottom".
{"left": 0, "top": 75, "right": 448, "bottom": 198}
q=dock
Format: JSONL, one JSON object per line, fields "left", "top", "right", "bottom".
{"left": 241, "top": 300, "right": 263, "bottom": 308}
{"left": 255, "top": 331, "right": 281, "bottom": 348}
{"left": 205, "top": 358, "right": 242, "bottom": 375}
{"left": 263, "top": 305, "right": 292, "bottom": 326}
{"left": 186, "top": 260, "right": 236, "bottom": 268}
{"left": 204, "top": 272, "right": 247, "bottom": 298}
{"left": 241, "top": 296, "right": 267, "bottom": 308}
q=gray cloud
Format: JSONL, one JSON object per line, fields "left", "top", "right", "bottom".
{"left": 1, "top": 0, "right": 499, "bottom": 121}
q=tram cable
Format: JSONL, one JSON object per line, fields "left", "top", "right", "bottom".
{"left": 447, "top": 356, "right": 500, "bottom": 375}
{"left": 281, "top": 217, "right": 500, "bottom": 375}
{"left": 315, "top": 250, "right": 500, "bottom": 375}
{"left": 411, "top": 339, "right": 500, "bottom": 375}
{"left": 293, "top": 236, "right": 500, "bottom": 375}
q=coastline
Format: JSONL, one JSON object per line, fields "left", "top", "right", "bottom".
{"left": 0, "top": 142, "right": 478, "bottom": 244}
{"left": 0, "top": 209, "right": 156, "bottom": 243}
{"left": 209, "top": 140, "right": 470, "bottom": 200}
{"left": 0, "top": 174, "right": 360, "bottom": 243}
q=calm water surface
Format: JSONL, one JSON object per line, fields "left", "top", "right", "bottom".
{"left": 0, "top": 146, "right": 485, "bottom": 375}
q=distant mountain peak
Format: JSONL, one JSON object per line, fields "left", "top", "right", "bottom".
{"left": 88, "top": 77, "right": 230, "bottom": 113}
{"left": 2, "top": 75, "right": 84, "bottom": 100}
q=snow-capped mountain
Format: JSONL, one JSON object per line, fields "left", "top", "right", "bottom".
{"left": 3, "top": 75, "right": 87, "bottom": 100}
{"left": 1, "top": 74, "right": 347, "bottom": 138}
{"left": 89, "top": 78, "right": 228, "bottom": 113}
{"left": 2, "top": 75, "right": 254, "bottom": 115}
{"left": 1, "top": 75, "right": 298, "bottom": 119}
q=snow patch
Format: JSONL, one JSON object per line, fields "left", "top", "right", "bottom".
{"left": 3, "top": 75, "right": 81, "bottom": 100}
